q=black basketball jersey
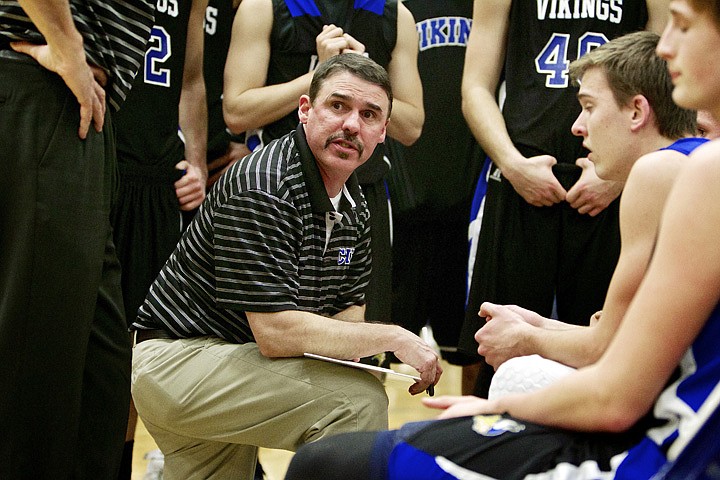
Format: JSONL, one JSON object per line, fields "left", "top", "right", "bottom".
{"left": 263, "top": 0, "right": 398, "bottom": 142}
{"left": 400, "top": 0, "right": 483, "bottom": 216}
{"left": 204, "top": 0, "right": 237, "bottom": 158}
{"left": 503, "top": 0, "right": 648, "bottom": 164}
{"left": 114, "top": 0, "right": 193, "bottom": 167}
{"left": 204, "top": 0, "right": 235, "bottom": 107}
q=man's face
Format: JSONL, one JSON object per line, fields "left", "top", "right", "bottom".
{"left": 657, "top": 0, "right": 720, "bottom": 117}
{"left": 299, "top": 71, "right": 389, "bottom": 180}
{"left": 571, "top": 68, "right": 636, "bottom": 182}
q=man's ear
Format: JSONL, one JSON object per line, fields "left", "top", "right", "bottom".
{"left": 298, "top": 95, "right": 311, "bottom": 124}
{"left": 629, "top": 94, "right": 652, "bottom": 132}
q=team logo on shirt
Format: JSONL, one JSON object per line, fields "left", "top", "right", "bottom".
{"left": 338, "top": 248, "right": 354, "bottom": 265}
{"left": 416, "top": 16, "right": 472, "bottom": 51}
{"left": 471, "top": 415, "right": 526, "bottom": 437}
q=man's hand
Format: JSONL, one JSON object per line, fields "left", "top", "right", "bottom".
{"left": 392, "top": 330, "right": 443, "bottom": 395}
{"left": 175, "top": 160, "right": 207, "bottom": 211}
{"left": 566, "top": 158, "right": 624, "bottom": 216}
{"left": 316, "top": 24, "right": 365, "bottom": 62}
{"left": 207, "top": 141, "right": 251, "bottom": 187}
{"left": 11, "top": 40, "right": 106, "bottom": 139}
{"left": 422, "top": 395, "right": 497, "bottom": 419}
{"left": 502, "top": 154, "right": 567, "bottom": 207}
{"left": 475, "top": 303, "right": 537, "bottom": 368}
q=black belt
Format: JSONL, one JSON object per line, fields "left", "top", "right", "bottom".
{"left": 135, "top": 329, "right": 177, "bottom": 344}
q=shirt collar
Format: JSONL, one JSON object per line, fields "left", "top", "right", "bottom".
{"left": 294, "top": 124, "right": 363, "bottom": 215}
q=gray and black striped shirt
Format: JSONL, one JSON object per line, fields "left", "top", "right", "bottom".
{"left": 132, "top": 126, "right": 372, "bottom": 344}
{"left": 0, "top": 0, "right": 154, "bottom": 111}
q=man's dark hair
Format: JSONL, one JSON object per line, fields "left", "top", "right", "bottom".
{"left": 309, "top": 54, "right": 393, "bottom": 118}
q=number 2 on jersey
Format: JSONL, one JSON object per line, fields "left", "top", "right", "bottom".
{"left": 535, "top": 32, "right": 608, "bottom": 88}
{"left": 145, "top": 26, "right": 172, "bottom": 87}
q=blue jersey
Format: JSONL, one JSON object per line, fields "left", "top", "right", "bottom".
{"left": 660, "top": 136, "right": 708, "bottom": 156}
{"left": 615, "top": 291, "right": 720, "bottom": 477}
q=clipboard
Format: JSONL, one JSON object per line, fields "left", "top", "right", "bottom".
{"left": 303, "top": 353, "right": 421, "bottom": 383}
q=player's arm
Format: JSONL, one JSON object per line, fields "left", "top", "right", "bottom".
{"left": 502, "top": 146, "right": 720, "bottom": 431}
{"left": 474, "top": 302, "right": 586, "bottom": 368}
{"left": 176, "top": 0, "right": 210, "bottom": 210}
{"left": 461, "top": 0, "right": 565, "bottom": 206}
{"left": 384, "top": 2, "right": 424, "bottom": 146}
{"left": 428, "top": 147, "right": 720, "bottom": 429}
{"left": 461, "top": 0, "right": 515, "bottom": 170}
{"left": 646, "top": 0, "right": 671, "bottom": 34}
{"left": 568, "top": 150, "right": 687, "bottom": 363}
{"left": 480, "top": 151, "right": 687, "bottom": 368}
{"left": 223, "top": 0, "right": 310, "bottom": 135}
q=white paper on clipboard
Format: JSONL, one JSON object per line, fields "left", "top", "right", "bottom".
{"left": 303, "top": 353, "right": 420, "bottom": 383}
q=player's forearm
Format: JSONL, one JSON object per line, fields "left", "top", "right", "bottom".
{"left": 386, "top": 99, "right": 424, "bottom": 146}
{"left": 223, "top": 73, "right": 312, "bottom": 135}
{"left": 179, "top": 0, "right": 209, "bottom": 175}
{"left": 179, "top": 78, "right": 208, "bottom": 176}
{"left": 535, "top": 317, "right": 581, "bottom": 330}
{"left": 461, "top": 86, "right": 524, "bottom": 173}
{"left": 495, "top": 362, "right": 639, "bottom": 432}
{"left": 179, "top": 106, "right": 208, "bottom": 175}
{"left": 530, "top": 326, "right": 603, "bottom": 369}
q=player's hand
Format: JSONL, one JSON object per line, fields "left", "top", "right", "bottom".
{"left": 316, "top": 25, "right": 365, "bottom": 62}
{"left": 422, "top": 395, "right": 496, "bottom": 419}
{"left": 476, "top": 303, "right": 537, "bottom": 368}
{"left": 11, "top": 40, "right": 106, "bottom": 139}
{"left": 340, "top": 33, "right": 365, "bottom": 55}
{"left": 498, "top": 304, "right": 550, "bottom": 328}
{"left": 502, "top": 154, "right": 567, "bottom": 207}
{"left": 175, "top": 160, "right": 207, "bottom": 211}
{"left": 566, "top": 158, "right": 623, "bottom": 216}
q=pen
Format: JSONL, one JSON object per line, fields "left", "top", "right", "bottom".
{"left": 426, "top": 384, "right": 434, "bottom": 396}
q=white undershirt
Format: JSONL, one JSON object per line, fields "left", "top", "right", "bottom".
{"left": 324, "top": 190, "right": 344, "bottom": 255}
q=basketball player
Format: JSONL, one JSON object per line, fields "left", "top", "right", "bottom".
{"left": 111, "top": 0, "right": 208, "bottom": 476}
{"left": 458, "top": 0, "right": 670, "bottom": 396}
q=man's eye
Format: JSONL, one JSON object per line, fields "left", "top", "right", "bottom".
{"left": 362, "top": 111, "right": 377, "bottom": 120}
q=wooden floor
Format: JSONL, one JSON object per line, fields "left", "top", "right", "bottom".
{"left": 131, "top": 361, "right": 462, "bottom": 480}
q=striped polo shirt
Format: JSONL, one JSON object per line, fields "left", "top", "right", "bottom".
{"left": 132, "top": 125, "right": 372, "bottom": 343}
{"left": 0, "top": 0, "right": 154, "bottom": 111}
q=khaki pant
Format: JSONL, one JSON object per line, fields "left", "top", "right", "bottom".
{"left": 132, "top": 336, "right": 388, "bottom": 479}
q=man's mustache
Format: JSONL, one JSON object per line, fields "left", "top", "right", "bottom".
{"left": 325, "top": 133, "right": 364, "bottom": 156}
